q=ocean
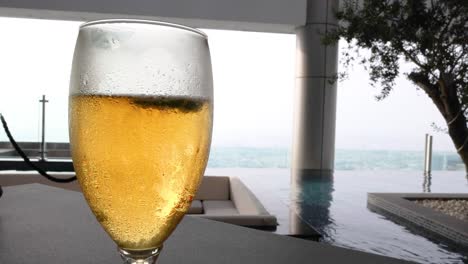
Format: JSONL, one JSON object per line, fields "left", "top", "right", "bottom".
{"left": 0, "top": 144, "right": 464, "bottom": 171}
{"left": 207, "top": 148, "right": 465, "bottom": 171}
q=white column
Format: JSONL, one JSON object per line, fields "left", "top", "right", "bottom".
{"left": 289, "top": 1, "right": 338, "bottom": 234}
{"left": 292, "top": 0, "right": 338, "bottom": 177}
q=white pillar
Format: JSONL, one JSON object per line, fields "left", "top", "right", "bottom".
{"left": 292, "top": 0, "right": 338, "bottom": 177}
{"left": 289, "top": 1, "right": 338, "bottom": 234}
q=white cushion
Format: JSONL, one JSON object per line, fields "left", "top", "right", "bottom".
{"left": 229, "top": 177, "right": 269, "bottom": 215}
{"left": 197, "top": 215, "right": 278, "bottom": 227}
{"left": 195, "top": 176, "right": 230, "bottom": 200}
{"left": 203, "top": 200, "right": 239, "bottom": 215}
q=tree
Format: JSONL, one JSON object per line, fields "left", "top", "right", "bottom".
{"left": 325, "top": 0, "right": 468, "bottom": 171}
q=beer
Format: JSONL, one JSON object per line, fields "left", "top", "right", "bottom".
{"left": 69, "top": 94, "right": 212, "bottom": 250}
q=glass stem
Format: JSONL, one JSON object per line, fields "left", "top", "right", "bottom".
{"left": 118, "top": 246, "right": 162, "bottom": 264}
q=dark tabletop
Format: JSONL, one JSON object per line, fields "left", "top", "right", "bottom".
{"left": 0, "top": 184, "right": 414, "bottom": 263}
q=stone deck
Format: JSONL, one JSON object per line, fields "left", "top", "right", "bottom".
{"left": 368, "top": 193, "right": 468, "bottom": 249}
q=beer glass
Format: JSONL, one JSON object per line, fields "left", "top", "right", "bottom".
{"left": 69, "top": 19, "right": 213, "bottom": 263}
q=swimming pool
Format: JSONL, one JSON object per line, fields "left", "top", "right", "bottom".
{"left": 205, "top": 168, "right": 468, "bottom": 264}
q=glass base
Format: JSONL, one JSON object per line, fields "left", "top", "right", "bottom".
{"left": 118, "top": 246, "right": 162, "bottom": 264}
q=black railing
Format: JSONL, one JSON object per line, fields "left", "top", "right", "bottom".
{"left": 0, "top": 95, "right": 76, "bottom": 176}
{"left": 0, "top": 141, "right": 74, "bottom": 172}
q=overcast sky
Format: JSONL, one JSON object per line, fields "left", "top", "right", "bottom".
{"left": 0, "top": 17, "right": 456, "bottom": 152}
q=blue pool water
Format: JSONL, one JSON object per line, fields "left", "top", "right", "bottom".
{"left": 206, "top": 168, "right": 468, "bottom": 264}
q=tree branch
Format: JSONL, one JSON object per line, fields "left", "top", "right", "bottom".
{"left": 397, "top": 45, "right": 439, "bottom": 81}
{"left": 407, "top": 72, "right": 446, "bottom": 117}
{"left": 438, "top": 77, "right": 452, "bottom": 117}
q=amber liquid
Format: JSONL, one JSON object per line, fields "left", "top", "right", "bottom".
{"left": 69, "top": 94, "right": 212, "bottom": 250}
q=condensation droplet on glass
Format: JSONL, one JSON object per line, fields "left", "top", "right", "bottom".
{"left": 82, "top": 74, "right": 89, "bottom": 86}
{"left": 109, "top": 37, "right": 120, "bottom": 49}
